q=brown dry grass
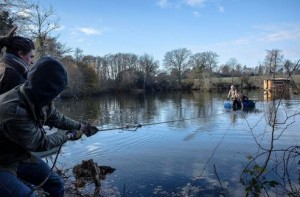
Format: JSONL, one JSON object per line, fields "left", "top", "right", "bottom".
{"left": 211, "top": 75, "right": 300, "bottom": 88}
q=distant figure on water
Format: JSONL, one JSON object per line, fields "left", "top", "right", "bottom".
{"left": 236, "top": 93, "right": 249, "bottom": 110}
{"left": 227, "top": 85, "right": 244, "bottom": 110}
{"left": 227, "top": 85, "right": 237, "bottom": 101}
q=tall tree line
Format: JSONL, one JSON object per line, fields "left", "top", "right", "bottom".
{"left": 1, "top": 0, "right": 299, "bottom": 97}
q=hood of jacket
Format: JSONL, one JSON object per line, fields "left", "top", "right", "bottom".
{"left": 23, "top": 56, "right": 68, "bottom": 109}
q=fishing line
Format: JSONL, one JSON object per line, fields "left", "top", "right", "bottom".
{"left": 96, "top": 111, "right": 226, "bottom": 132}
{"left": 30, "top": 111, "right": 227, "bottom": 195}
{"left": 186, "top": 110, "right": 252, "bottom": 195}
{"left": 187, "top": 116, "right": 233, "bottom": 195}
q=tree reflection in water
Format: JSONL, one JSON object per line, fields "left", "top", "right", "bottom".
{"left": 52, "top": 90, "right": 299, "bottom": 196}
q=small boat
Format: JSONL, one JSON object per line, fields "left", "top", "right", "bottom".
{"left": 224, "top": 100, "right": 255, "bottom": 110}
{"left": 224, "top": 100, "right": 232, "bottom": 109}
{"left": 242, "top": 100, "right": 255, "bottom": 108}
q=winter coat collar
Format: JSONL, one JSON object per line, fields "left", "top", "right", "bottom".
{"left": 1, "top": 53, "right": 29, "bottom": 78}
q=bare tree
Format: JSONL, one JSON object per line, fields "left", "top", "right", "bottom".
{"left": 101, "top": 54, "right": 114, "bottom": 81}
{"left": 218, "top": 64, "right": 231, "bottom": 76}
{"left": 60, "top": 56, "right": 84, "bottom": 98}
{"left": 0, "top": 0, "right": 32, "bottom": 35}
{"left": 43, "top": 36, "right": 71, "bottom": 59}
{"left": 82, "top": 55, "right": 97, "bottom": 70}
{"left": 264, "top": 49, "right": 284, "bottom": 79}
{"left": 254, "top": 64, "right": 266, "bottom": 76}
{"left": 95, "top": 56, "right": 111, "bottom": 89}
{"left": 138, "top": 54, "right": 159, "bottom": 90}
{"left": 1, "top": 1, "right": 68, "bottom": 59}
{"left": 163, "top": 48, "right": 191, "bottom": 86}
{"left": 24, "top": 3, "right": 60, "bottom": 58}
{"left": 74, "top": 47, "right": 84, "bottom": 64}
{"left": 189, "top": 51, "right": 218, "bottom": 90}
{"left": 240, "top": 59, "right": 300, "bottom": 196}
{"left": 226, "top": 57, "right": 239, "bottom": 84}
{"left": 189, "top": 52, "right": 206, "bottom": 77}
{"left": 98, "top": 53, "right": 140, "bottom": 90}
{"left": 117, "top": 53, "right": 139, "bottom": 89}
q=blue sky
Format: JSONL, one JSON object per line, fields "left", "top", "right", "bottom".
{"left": 32, "top": 0, "right": 300, "bottom": 68}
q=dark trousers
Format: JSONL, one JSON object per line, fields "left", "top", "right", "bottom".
{"left": 0, "top": 157, "right": 64, "bottom": 197}
{"left": 232, "top": 100, "right": 241, "bottom": 111}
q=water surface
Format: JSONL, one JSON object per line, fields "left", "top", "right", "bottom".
{"left": 54, "top": 90, "right": 300, "bottom": 196}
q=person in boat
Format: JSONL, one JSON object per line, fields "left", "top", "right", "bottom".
{"left": 227, "top": 85, "right": 237, "bottom": 100}
{"left": 227, "top": 85, "right": 241, "bottom": 110}
{"left": 0, "top": 26, "right": 35, "bottom": 94}
{"left": 236, "top": 93, "right": 249, "bottom": 110}
{"left": 0, "top": 57, "right": 96, "bottom": 196}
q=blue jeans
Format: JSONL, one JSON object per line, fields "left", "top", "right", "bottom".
{"left": 0, "top": 157, "right": 64, "bottom": 197}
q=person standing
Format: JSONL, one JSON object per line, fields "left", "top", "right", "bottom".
{"left": 227, "top": 85, "right": 237, "bottom": 100}
{"left": 0, "top": 27, "right": 35, "bottom": 94}
{"left": 0, "top": 57, "right": 96, "bottom": 196}
{"left": 227, "top": 85, "right": 241, "bottom": 110}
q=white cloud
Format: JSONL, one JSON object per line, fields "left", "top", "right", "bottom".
{"left": 68, "top": 26, "right": 110, "bottom": 46}
{"left": 157, "top": 0, "right": 207, "bottom": 9}
{"left": 218, "top": 6, "right": 224, "bottom": 13}
{"left": 26, "top": 24, "right": 37, "bottom": 31}
{"left": 69, "top": 29, "right": 86, "bottom": 43}
{"left": 192, "top": 11, "right": 200, "bottom": 17}
{"left": 260, "top": 30, "right": 300, "bottom": 42}
{"left": 55, "top": 25, "right": 65, "bottom": 32}
{"left": 255, "top": 24, "right": 300, "bottom": 42}
{"left": 184, "top": 24, "right": 300, "bottom": 67}
{"left": 234, "top": 38, "right": 250, "bottom": 45}
{"left": 184, "top": 0, "right": 206, "bottom": 7}
{"left": 78, "top": 27, "right": 102, "bottom": 36}
{"left": 17, "top": 9, "right": 31, "bottom": 18}
{"left": 157, "top": 0, "right": 170, "bottom": 8}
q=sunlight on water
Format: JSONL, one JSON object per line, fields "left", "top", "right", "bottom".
{"left": 54, "top": 91, "right": 300, "bottom": 196}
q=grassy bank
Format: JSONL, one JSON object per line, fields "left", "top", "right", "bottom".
{"left": 208, "top": 75, "right": 300, "bottom": 90}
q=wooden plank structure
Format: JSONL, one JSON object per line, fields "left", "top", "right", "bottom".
{"left": 263, "top": 78, "right": 291, "bottom": 100}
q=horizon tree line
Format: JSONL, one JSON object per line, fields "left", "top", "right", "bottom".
{"left": 1, "top": 0, "right": 299, "bottom": 97}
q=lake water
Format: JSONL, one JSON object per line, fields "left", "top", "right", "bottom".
{"left": 54, "top": 90, "right": 300, "bottom": 196}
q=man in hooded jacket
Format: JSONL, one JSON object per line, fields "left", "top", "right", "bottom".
{"left": 0, "top": 57, "right": 93, "bottom": 196}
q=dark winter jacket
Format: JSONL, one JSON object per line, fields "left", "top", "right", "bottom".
{"left": 0, "top": 57, "right": 81, "bottom": 173}
{"left": 0, "top": 53, "right": 29, "bottom": 94}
